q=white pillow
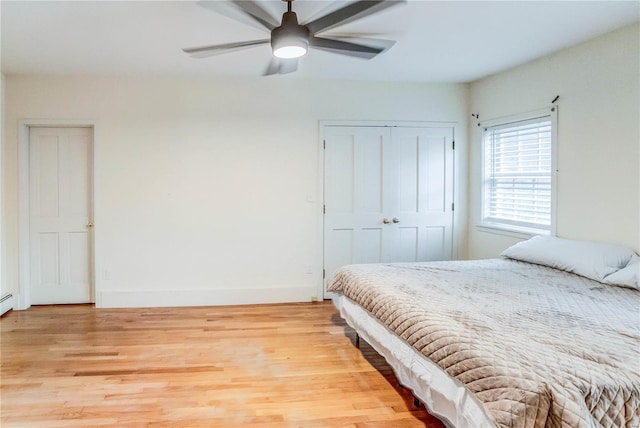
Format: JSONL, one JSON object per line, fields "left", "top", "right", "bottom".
{"left": 603, "top": 256, "right": 640, "bottom": 290}
{"left": 500, "top": 235, "right": 636, "bottom": 282}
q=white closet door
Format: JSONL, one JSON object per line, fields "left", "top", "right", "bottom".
{"left": 323, "top": 127, "right": 394, "bottom": 286}
{"left": 391, "top": 127, "right": 454, "bottom": 262}
{"left": 323, "top": 125, "right": 454, "bottom": 293}
{"left": 29, "top": 127, "right": 93, "bottom": 304}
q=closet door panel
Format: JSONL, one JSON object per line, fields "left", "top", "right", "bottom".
{"left": 323, "top": 127, "right": 393, "bottom": 289}
{"left": 392, "top": 127, "right": 454, "bottom": 264}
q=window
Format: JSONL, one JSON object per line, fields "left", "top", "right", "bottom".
{"left": 481, "top": 108, "right": 557, "bottom": 235}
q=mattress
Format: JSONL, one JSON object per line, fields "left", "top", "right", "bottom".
{"left": 327, "top": 258, "right": 640, "bottom": 428}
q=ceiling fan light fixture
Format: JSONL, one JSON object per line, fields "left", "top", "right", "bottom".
{"left": 273, "top": 40, "right": 308, "bottom": 59}
{"left": 271, "top": 10, "right": 310, "bottom": 59}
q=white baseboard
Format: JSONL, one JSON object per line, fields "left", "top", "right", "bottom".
{"left": 1, "top": 294, "right": 15, "bottom": 316}
{"left": 98, "top": 286, "right": 317, "bottom": 308}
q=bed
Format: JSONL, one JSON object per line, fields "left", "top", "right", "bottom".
{"left": 327, "top": 236, "right": 640, "bottom": 428}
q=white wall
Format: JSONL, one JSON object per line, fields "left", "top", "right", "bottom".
{"left": 1, "top": 73, "right": 5, "bottom": 299}
{"left": 467, "top": 23, "right": 640, "bottom": 259}
{"left": 0, "top": 71, "right": 14, "bottom": 314}
{"left": 3, "top": 76, "right": 468, "bottom": 308}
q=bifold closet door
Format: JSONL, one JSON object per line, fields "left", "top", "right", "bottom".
{"left": 323, "top": 125, "right": 454, "bottom": 293}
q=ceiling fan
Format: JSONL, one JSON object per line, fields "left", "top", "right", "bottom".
{"left": 183, "top": 0, "right": 405, "bottom": 75}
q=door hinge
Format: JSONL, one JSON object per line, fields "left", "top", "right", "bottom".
{"left": 451, "top": 203, "right": 455, "bottom": 211}
{"left": 452, "top": 140, "right": 455, "bottom": 150}
{"left": 323, "top": 204, "right": 326, "bottom": 214}
{"left": 323, "top": 140, "right": 326, "bottom": 149}
{"left": 323, "top": 269, "right": 326, "bottom": 279}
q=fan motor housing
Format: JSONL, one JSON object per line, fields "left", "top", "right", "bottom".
{"left": 271, "top": 11, "right": 310, "bottom": 58}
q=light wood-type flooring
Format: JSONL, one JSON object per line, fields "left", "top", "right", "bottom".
{"left": 1, "top": 301, "right": 445, "bottom": 427}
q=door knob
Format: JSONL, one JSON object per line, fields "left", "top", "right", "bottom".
{"left": 382, "top": 218, "right": 390, "bottom": 224}
{"left": 392, "top": 217, "right": 400, "bottom": 223}
{"left": 86, "top": 222, "right": 94, "bottom": 228}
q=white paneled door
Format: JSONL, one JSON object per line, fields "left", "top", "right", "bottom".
{"left": 323, "top": 125, "right": 454, "bottom": 293}
{"left": 29, "top": 127, "right": 93, "bottom": 304}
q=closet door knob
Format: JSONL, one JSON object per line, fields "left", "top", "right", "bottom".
{"left": 382, "top": 218, "right": 390, "bottom": 224}
{"left": 392, "top": 218, "right": 400, "bottom": 223}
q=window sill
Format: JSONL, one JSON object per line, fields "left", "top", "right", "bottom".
{"left": 475, "top": 224, "right": 549, "bottom": 240}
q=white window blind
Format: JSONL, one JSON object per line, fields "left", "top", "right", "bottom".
{"left": 483, "top": 116, "right": 552, "bottom": 232}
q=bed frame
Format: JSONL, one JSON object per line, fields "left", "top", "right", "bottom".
{"left": 335, "top": 295, "right": 495, "bottom": 428}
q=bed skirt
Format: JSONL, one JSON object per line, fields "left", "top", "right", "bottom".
{"left": 333, "top": 294, "right": 496, "bottom": 428}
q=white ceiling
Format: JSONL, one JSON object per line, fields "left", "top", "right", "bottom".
{"left": 1, "top": 1, "right": 638, "bottom": 83}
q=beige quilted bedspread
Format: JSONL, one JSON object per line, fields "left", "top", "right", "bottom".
{"left": 327, "top": 259, "right": 640, "bottom": 428}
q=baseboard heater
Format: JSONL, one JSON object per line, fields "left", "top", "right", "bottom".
{"left": 1, "top": 294, "right": 14, "bottom": 316}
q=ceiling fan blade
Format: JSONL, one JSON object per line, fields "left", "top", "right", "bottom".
{"left": 264, "top": 58, "right": 280, "bottom": 76}
{"left": 279, "top": 58, "right": 299, "bottom": 75}
{"left": 183, "top": 39, "right": 270, "bottom": 58}
{"left": 318, "top": 35, "right": 396, "bottom": 49}
{"left": 227, "top": 0, "right": 279, "bottom": 31}
{"left": 309, "top": 36, "right": 392, "bottom": 59}
{"left": 305, "top": 0, "right": 405, "bottom": 35}
{"left": 197, "top": 1, "right": 278, "bottom": 31}
{"left": 263, "top": 58, "right": 299, "bottom": 76}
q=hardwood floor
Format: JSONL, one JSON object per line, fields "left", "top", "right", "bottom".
{"left": 1, "top": 301, "right": 445, "bottom": 427}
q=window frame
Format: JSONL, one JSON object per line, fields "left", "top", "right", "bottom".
{"left": 478, "top": 107, "right": 558, "bottom": 238}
